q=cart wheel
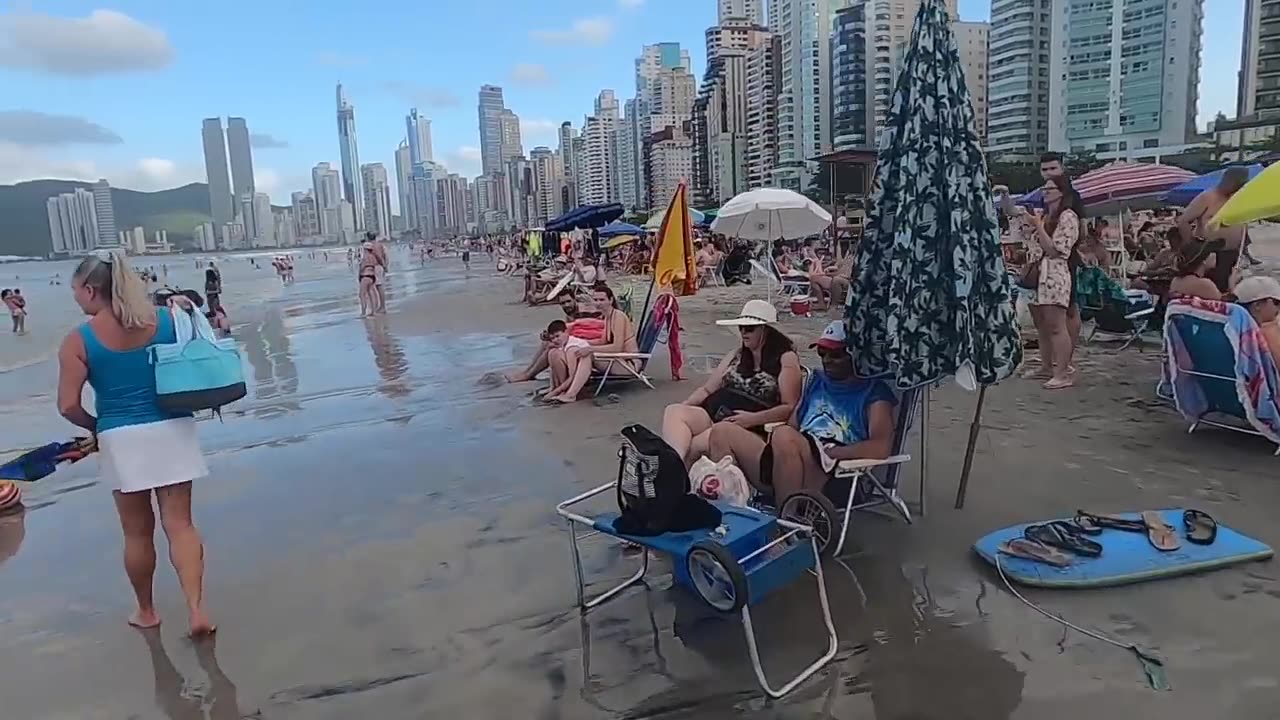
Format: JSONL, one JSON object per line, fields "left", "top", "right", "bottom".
{"left": 780, "top": 490, "right": 839, "bottom": 558}
{"left": 686, "top": 540, "right": 748, "bottom": 613}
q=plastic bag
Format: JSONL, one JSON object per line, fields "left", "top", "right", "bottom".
{"left": 690, "top": 455, "right": 752, "bottom": 507}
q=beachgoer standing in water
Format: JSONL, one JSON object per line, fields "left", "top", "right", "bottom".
{"left": 3, "top": 288, "right": 27, "bottom": 335}
{"left": 57, "top": 250, "right": 215, "bottom": 636}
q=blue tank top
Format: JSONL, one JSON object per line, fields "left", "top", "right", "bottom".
{"left": 80, "top": 310, "right": 191, "bottom": 432}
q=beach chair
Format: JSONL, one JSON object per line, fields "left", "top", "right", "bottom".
{"left": 765, "top": 381, "right": 923, "bottom": 557}
{"left": 589, "top": 300, "right": 671, "bottom": 397}
{"left": 1084, "top": 291, "right": 1156, "bottom": 352}
{"left": 698, "top": 257, "right": 725, "bottom": 288}
{"left": 1163, "top": 298, "right": 1280, "bottom": 454}
{"left": 748, "top": 258, "right": 809, "bottom": 307}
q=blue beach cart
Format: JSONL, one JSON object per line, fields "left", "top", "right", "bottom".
{"left": 556, "top": 481, "right": 838, "bottom": 699}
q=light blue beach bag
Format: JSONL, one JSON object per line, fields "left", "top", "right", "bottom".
{"left": 151, "top": 303, "right": 246, "bottom": 413}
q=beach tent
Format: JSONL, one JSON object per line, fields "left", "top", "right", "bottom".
{"left": 1212, "top": 161, "right": 1280, "bottom": 226}
{"left": 844, "top": 0, "right": 1021, "bottom": 509}
{"left": 1161, "top": 164, "right": 1264, "bottom": 207}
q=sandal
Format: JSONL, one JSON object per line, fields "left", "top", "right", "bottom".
{"left": 998, "top": 538, "right": 1072, "bottom": 567}
{"left": 1142, "top": 510, "right": 1181, "bottom": 552}
{"left": 1025, "top": 521, "right": 1103, "bottom": 557}
{"left": 1043, "top": 377, "right": 1074, "bottom": 390}
{"left": 1074, "top": 510, "right": 1146, "bottom": 535}
{"left": 1183, "top": 509, "right": 1218, "bottom": 546}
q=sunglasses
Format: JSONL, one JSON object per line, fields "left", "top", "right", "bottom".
{"left": 738, "top": 325, "right": 763, "bottom": 334}
{"left": 816, "top": 347, "right": 850, "bottom": 359}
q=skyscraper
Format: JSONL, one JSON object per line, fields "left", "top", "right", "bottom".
{"left": 312, "top": 162, "right": 341, "bottom": 237}
{"left": 336, "top": 83, "right": 365, "bottom": 231}
{"left": 557, "top": 122, "right": 578, "bottom": 212}
{"left": 954, "top": 21, "right": 990, "bottom": 144}
{"left": 478, "top": 85, "right": 506, "bottom": 174}
{"left": 986, "top": 0, "right": 1053, "bottom": 157}
{"left": 500, "top": 109, "right": 523, "bottom": 161}
{"left": 636, "top": 43, "right": 691, "bottom": 103}
{"left": 395, "top": 141, "right": 413, "bottom": 227}
{"left": 772, "top": 0, "right": 831, "bottom": 190}
{"left": 201, "top": 118, "right": 234, "bottom": 227}
{"left": 45, "top": 188, "right": 99, "bottom": 255}
{"left": 744, "top": 34, "right": 781, "bottom": 189}
{"left": 718, "top": 0, "right": 764, "bottom": 24}
{"left": 92, "top": 179, "right": 118, "bottom": 248}
{"left": 226, "top": 117, "right": 255, "bottom": 200}
{"left": 831, "top": 4, "right": 871, "bottom": 150}
{"left": 1049, "top": 0, "right": 1203, "bottom": 158}
{"left": 406, "top": 108, "right": 434, "bottom": 164}
{"left": 1239, "top": 0, "right": 1280, "bottom": 117}
{"left": 580, "top": 90, "right": 620, "bottom": 204}
{"left": 361, "top": 163, "right": 393, "bottom": 238}
{"left": 291, "top": 191, "right": 320, "bottom": 238}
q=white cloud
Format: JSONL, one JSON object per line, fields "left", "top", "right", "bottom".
{"left": 0, "top": 10, "right": 173, "bottom": 75}
{"left": 254, "top": 168, "right": 281, "bottom": 197}
{"left": 0, "top": 144, "right": 203, "bottom": 191}
{"left": 442, "top": 146, "right": 482, "bottom": 179}
{"left": 519, "top": 119, "right": 560, "bottom": 147}
{"left": 0, "top": 111, "right": 122, "bottom": 146}
{"left": 510, "top": 63, "right": 553, "bottom": 87}
{"left": 530, "top": 17, "right": 615, "bottom": 46}
{"left": 618, "top": 0, "right": 645, "bottom": 8}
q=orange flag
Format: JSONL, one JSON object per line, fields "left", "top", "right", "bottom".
{"left": 651, "top": 183, "right": 697, "bottom": 296}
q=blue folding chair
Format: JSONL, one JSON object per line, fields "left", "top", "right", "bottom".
{"left": 590, "top": 301, "right": 669, "bottom": 397}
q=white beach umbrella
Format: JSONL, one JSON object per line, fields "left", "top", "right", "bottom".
{"left": 710, "top": 188, "right": 833, "bottom": 241}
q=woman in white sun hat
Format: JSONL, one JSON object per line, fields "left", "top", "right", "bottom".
{"left": 660, "top": 299, "right": 803, "bottom": 466}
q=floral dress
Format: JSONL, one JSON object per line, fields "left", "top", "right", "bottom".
{"left": 1026, "top": 209, "right": 1078, "bottom": 308}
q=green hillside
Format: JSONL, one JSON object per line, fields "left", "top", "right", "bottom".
{"left": 0, "top": 180, "right": 214, "bottom": 257}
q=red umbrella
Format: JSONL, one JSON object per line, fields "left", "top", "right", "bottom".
{"left": 1021, "top": 162, "right": 1196, "bottom": 210}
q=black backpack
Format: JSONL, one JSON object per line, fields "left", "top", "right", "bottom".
{"left": 614, "top": 424, "right": 720, "bottom": 536}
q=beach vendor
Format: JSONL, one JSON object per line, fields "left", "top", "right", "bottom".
{"left": 707, "top": 321, "right": 895, "bottom": 506}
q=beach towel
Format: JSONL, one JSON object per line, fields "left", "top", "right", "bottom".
{"left": 1163, "top": 298, "right": 1280, "bottom": 444}
{"left": 649, "top": 293, "right": 684, "bottom": 380}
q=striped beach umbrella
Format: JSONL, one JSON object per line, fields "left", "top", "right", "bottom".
{"left": 1021, "top": 162, "right": 1196, "bottom": 210}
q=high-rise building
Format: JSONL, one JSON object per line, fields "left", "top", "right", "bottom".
{"left": 580, "top": 91, "right": 621, "bottom": 204}
{"left": 645, "top": 124, "right": 694, "bottom": 210}
{"left": 226, "top": 117, "right": 255, "bottom": 200}
{"left": 616, "top": 100, "right": 642, "bottom": 210}
{"left": 194, "top": 222, "right": 217, "bottom": 252}
{"left": 1239, "top": 0, "right": 1280, "bottom": 117}
{"left": 361, "top": 163, "right": 393, "bottom": 238}
{"left": 772, "top": 0, "right": 832, "bottom": 190}
{"left": 45, "top": 188, "right": 99, "bottom": 255}
{"left": 273, "top": 209, "right": 296, "bottom": 248}
{"left": 831, "top": 4, "right": 871, "bottom": 151}
{"left": 954, "top": 21, "right": 990, "bottom": 144}
{"left": 394, "top": 141, "right": 413, "bottom": 227}
{"left": 745, "top": 35, "right": 782, "bottom": 189}
{"left": 1049, "top": 0, "right": 1203, "bottom": 158}
{"left": 253, "top": 193, "right": 272, "bottom": 245}
{"left": 291, "top": 191, "right": 320, "bottom": 238}
{"left": 201, "top": 118, "right": 234, "bottom": 227}
{"left": 312, "top": 162, "right": 341, "bottom": 236}
{"left": 718, "top": 0, "right": 764, "bottom": 25}
{"left": 478, "top": 85, "right": 506, "bottom": 174}
{"left": 406, "top": 108, "right": 434, "bottom": 164}
{"left": 636, "top": 43, "right": 692, "bottom": 103}
{"left": 500, "top": 109, "right": 523, "bottom": 161}
{"left": 700, "top": 18, "right": 770, "bottom": 205}
{"left": 530, "top": 146, "right": 562, "bottom": 226}
{"left": 336, "top": 83, "right": 364, "bottom": 231}
{"left": 92, "top": 179, "right": 118, "bottom": 248}
{"left": 986, "top": 0, "right": 1053, "bottom": 157}
{"left": 557, "top": 122, "right": 578, "bottom": 212}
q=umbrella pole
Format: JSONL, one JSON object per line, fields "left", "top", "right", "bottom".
{"left": 953, "top": 383, "right": 988, "bottom": 510}
{"left": 918, "top": 385, "right": 929, "bottom": 517}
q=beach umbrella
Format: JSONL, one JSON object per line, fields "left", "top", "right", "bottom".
{"left": 1161, "top": 164, "right": 1264, "bottom": 207}
{"left": 601, "top": 234, "right": 640, "bottom": 250}
{"left": 644, "top": 205, "right": 705, "bottom": 230}
{"left": 1212, "top": 162, "right": 1280, "bottom": 226}
{"left": 844, "top": 0, "right": 1021, "bottom": 509}
{"left": 598, "top": 221, "right": 645, "bottom": 238}
{"left": 545, "top": 203, "right": 625, "bottom": 232}
{"left": 1020, "top": 162, "right": 1196, "bottom": 211}
{"left": 710, "top": 188, "right": 832, "bottom": 241}
{"left": 651, "top": 183, "right": 697, "bottom": 295}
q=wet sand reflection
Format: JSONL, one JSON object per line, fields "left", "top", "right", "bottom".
{"left": 0, "top": 507, "right": 25, "bottom": 568}
{"left": 363, "top": 315, "right": 409, "bottom": 398}
{"left": 142, "top": 631, "right": 246, "bottom": 720}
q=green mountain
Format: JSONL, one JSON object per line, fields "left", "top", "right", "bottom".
{"left": 0, "top": 180, "right": 213, "bottom": 257}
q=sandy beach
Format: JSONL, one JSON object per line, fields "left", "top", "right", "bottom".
{"left": 3, "top": 242, "right": 1280, "bottom": 719}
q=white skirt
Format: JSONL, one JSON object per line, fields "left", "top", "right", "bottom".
{"left": 98, "top": 417, "right": 208, "bottom": 494}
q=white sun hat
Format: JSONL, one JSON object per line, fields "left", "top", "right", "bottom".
{"left": 716, "top": 299, "right": 779, "bottom": 326}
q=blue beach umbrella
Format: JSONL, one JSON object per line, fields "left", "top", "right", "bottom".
{"left": 597, "top": 221, "right": 645, "bottom": 238}
{"left": 844, "top": 0, "right": 1021, "bottom": 508}
{"left": 545, "top": 203, "right": 625, "bottom": 232}
{"left": 1161, "top": 164, "right": 1264, "bottom": 207}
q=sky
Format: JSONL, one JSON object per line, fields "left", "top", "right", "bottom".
{"left": 0, "top": 0, "right": 1248, "bottom": 211}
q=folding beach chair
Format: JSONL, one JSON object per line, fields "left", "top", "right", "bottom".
{"left": 1163, "top": 299, "right": 1280, "bottom": 454}
{"left": 590, "top": 299, "right": 672, "bottom": 397}
{"left": 767, "top": 380, "right": 923, "bottom": 557}
{"left": 1085, "top": 290, "right": 1156, "bottom": 352}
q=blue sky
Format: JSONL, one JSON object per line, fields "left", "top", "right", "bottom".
{"left": 0, "top": 0, "right": 1247, "bottom": 209}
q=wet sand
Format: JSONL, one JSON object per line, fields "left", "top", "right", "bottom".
{"left": 4, "top": 244, "right": 1280, "bottom": 718}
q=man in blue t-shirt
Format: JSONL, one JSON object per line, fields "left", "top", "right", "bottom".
{"left": 708, "top": 321, "right": 896, "bottom": 504}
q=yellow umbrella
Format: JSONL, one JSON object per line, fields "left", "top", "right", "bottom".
{"left": 602, "top": 234, "right": 638, "bottom": 250}
{"left": 652, "top": 183, "right": 697, "bottom": 296}
{"left": 1212, "top": 162, "right": 1280, "bottom": 227}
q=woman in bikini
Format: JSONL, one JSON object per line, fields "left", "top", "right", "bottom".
{"left": 545, "top": 284, "right": 638, "bottom": 403}
{"left": 357, "top": 241, "right": 384, "bottom": 316}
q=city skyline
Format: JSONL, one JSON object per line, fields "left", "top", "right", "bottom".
{"left": 0, "top": 1, "right": 1249, "bottom": 204}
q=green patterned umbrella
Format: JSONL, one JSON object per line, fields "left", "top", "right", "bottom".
{"left": 844, "top": 0, "right": 1021, "bottom": 507}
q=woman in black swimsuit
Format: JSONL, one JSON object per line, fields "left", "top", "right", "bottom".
{"left": 358, "top": 243, "right": 382, "bottom": 316}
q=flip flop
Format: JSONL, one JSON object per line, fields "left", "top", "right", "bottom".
{"left": 1142, "top": 511, "right": 1181, "bottom": 552}
{"left": 1042, "top": 377, "right": 1074, "bottom": 390}
{"left": 1074, "top": 510, "right": 1146, "bottom": 535}
{"left": 998, "top": 538, "right": 1072, "bottom": 567}
{"left": 1183, "top": 509, "right": 1218, "bottom": 546}
{"left": 1025, "top": 521, "right": 1103, "bottom": 557}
